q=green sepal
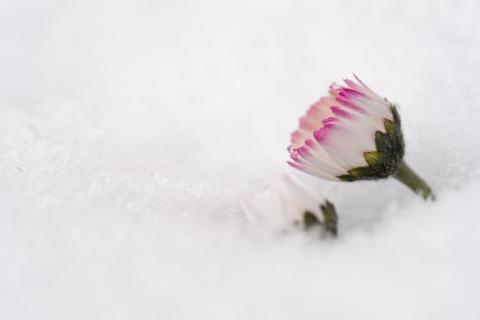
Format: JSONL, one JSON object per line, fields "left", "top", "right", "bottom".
{"left": 391, "top": 104, "right": 402, "bottom": 126}
{"left": 336, "top": 104, "right": 405, "bottom": 182}
{"left": 386, "top": 106, "right": 405, "bottom": 160}
{"left": 364, "top": 151, "right": 381, "bottom": 166}
{"left": 338, "top": 174, "right": 356, "bottom": 182}
{"left": 303, "top": 211, "right": 321, "bottom": 229}
{"left": 375, "top": 130, "right": 393, "bottom": 155}
{"left": 302, "top": 200, "right": 338, "bottom": 237}
{"left": 320, "top": 201, "right": 338, "bottom": 237}
{"left": 347, "top": 166, "right": 379, "bottom": 179}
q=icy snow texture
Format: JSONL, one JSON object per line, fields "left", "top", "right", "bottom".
{"left": 1, "top": 0, "right": 480, "bottom": 319}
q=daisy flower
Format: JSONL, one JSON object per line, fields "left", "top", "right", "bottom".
{"left": 243, "top": 175, "right": 338, "bottom": 236}
{"left": 288, "top": 75, "right": 434, "bottom": 200}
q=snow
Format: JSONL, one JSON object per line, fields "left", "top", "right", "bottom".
{"left": 1, "top": 0, "right": 480, "bottom": 319}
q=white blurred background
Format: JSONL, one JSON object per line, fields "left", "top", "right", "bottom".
{"left": 1, "top": 0, "right": 479, "bottom": 319}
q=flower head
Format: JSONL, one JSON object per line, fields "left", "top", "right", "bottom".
{"left": 288, "top": 75, "right": 405, "bottom": 182}
{"left": 287, "top": 75, "right": 435, "bottom": 200}
{"left": 243, "top": 175, "right": 337, "bottom": 234}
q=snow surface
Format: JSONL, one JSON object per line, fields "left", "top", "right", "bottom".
{"left": 1, "top": 0, "right": 480, "bottom": 319}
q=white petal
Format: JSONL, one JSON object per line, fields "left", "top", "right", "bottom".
{"left": 243, "top": 174, "right": 328, "bottom": 229}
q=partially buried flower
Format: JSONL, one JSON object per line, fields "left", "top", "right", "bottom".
{"left": 243, "top": 175, "right": 338, "bottom": 236}
{"left": 288, "top": 75, "right": 434, "bottom": 200}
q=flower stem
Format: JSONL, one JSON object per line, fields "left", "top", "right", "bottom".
{"left": 393, "top": 161, "right": 435, "bottom": 200}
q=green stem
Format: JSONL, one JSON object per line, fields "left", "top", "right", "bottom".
{"left": 393, "top": 161, "right": 435, "bottom": 200}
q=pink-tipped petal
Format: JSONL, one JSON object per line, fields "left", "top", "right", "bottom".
{"left": 287, "top": 161, "right": 304, "bottom": 170}
{"left": 313, "top": 123, "right": 335, "bottom": 144}
{"left": 290, "top": 153, "right": 303, "bottom": 164}
{"left": 297, "top": 146, "right": 313, "bottom": 159}
{"left": 353, "top": 73, "right": 366, "bottom": 87}
{"left": 335, "top": 96, "right": 366, "bottom": 114}
{"left": 322, "top": 117, "right": 338, "bottom": 124}
{"left": 331, "top": 106, "right": 354, "bottom": 119}
{"left": 299, "top": 117, "right": 315, "bottom": 131}
{"left": 290, "top": 130, "right": 303, "bottom": 144}
{"left": 305, "top": 139, "right": 316, "bottom": 148}
{"left": 338, "top": 88, "right": 366, "bottom": 99}
{"left": 344, "top": 79, "right": 361, "bottom": 89}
